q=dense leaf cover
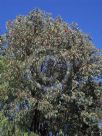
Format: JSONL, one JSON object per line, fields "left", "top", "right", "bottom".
{"left": 0, "top": 9, "right": 102, "bottom": 136}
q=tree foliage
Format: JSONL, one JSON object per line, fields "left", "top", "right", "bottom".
{"left": 0, "top": 9, "right": 102, "bottom": 136}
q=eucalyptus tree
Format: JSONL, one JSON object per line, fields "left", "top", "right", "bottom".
{"left": 1, "top": 9, "right": 102, "bottom": 135}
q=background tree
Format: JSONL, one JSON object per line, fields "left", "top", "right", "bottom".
{"left": 0, "top": 9, "right": 102, "bottom": 135}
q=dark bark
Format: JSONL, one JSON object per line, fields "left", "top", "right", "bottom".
{"left": 30, "top": 108, "right": 40, "bottom": 132}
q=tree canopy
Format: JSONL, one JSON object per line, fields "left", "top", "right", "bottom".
{"left": 0, "top": 9, "right": 102, "bottom": 136}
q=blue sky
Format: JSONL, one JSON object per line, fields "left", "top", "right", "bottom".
{"left": 0, "top": 0, "right": 102, "bottom": 49}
